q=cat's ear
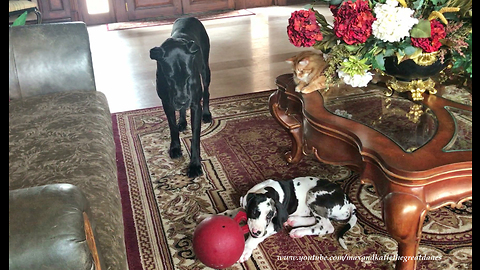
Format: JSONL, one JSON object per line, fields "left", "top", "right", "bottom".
{"left": 298, "top": 59, "right": 309, "bottom": 66}
{"left": 285, "top": 56, "right": 295, "bottom": 64}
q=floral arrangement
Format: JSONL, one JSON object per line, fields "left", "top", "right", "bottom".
{"left": 287, "top": 0, "right": 472, "bottom": 88}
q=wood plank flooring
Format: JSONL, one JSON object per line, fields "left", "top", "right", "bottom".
{"left": 87, "top": 4, "right": 331, "bottom": 113}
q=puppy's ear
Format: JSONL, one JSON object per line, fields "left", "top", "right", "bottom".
{"left": 150, "top": 47, "right": 164, "bottom": 60}
{"left": 272, "top": 200, "right": 288, "bottom": 231}
{"left": 241, "top": 193, "right": 255, "bottom": 209}
{"left": 240, "top": 196, "right": 245, "bottom": 208}
{"left": 186, "top": 40, "right": 200, "bottom": 54}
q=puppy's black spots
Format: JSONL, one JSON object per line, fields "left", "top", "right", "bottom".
{"left": 266, "top": 211, "right": 274, "bottom": 220}
{"left": 312, "top": 228, "right": 315, "bottom": 234}
{"left": 309, "top": 177, "right": 314, "bottom": 180}
{"left": 297, "top": 182, "right": 301, "bottom": 186}
{"left": 310, "top": 179, "right": 345, "bottom": 210}
{"left": 245, "top": 194, "right": 268, "bottom": 219}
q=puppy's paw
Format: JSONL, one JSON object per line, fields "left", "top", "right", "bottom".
{"left": 169, "top": 146, "right": 182, "bottom": 159}
{"left": 289, "top": 228, "right": 308, "bottom": 238}
{"left": 187, "top": 163, "right": 203, "bottom": 178}
{"left": 285, "top": 218, "right": 296, "bottom": 227}
{"left": 238, "top": 247, "right": 253, "bottom": 263}
{"left": 202, "top": 112, "right": 212, "bottom": 123}
{"left": 285, "top": 216, "right": 316, "bottom": 228}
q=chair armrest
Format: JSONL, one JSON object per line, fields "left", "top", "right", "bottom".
{"left": 9, "top": 22, "right": 96, "bottom": 99}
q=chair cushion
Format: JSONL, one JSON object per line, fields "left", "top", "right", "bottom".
{"left": 9, "top": 184, "right": 105, "bottom": 270}
{"left": 9, "top": 90, "right": 126, "bottom": 269}
{"left": 9, "top": 1, "right": 37, "bottom": 13}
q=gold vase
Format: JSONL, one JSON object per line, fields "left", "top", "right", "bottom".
{"left": 383, "top": 51, "right": 448, "bottom": 101}
{"left": 386, "top": 78, "right": 437, "bottom": 101}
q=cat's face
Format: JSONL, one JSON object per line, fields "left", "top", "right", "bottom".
{"left": 291, "top": 59, "right": 311, "bottom": 83}
{"left": 286, "top": 52, "right": 325, "bottom": 83}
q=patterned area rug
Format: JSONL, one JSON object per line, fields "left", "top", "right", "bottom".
{"left": 112, "top": 91, "right": 472, "bottom": 270}
{"left": 106, "top": 9, "right": 255, "bottom": 31}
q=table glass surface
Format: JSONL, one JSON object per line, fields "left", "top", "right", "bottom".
{"left": 319, "top": 83, "right": 472, "bottom": 153}
{"left": 443, "top": 106, "right": 472, "bottom": 152}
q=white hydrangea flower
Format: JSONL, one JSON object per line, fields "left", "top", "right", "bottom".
{"left": 372, "top": 0, "right": 418, "bottom": 42}
{"left": 337, "top": 69, "right": 373, "bottom": 87}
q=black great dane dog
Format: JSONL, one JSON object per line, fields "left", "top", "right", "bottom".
{"left": 150, "top": 17, "right": 211, "bottom": 178}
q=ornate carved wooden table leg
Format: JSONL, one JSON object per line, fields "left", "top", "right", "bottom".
{"left": 271, "top": 73, "right": 472, "bottom": 270}
{"left": 383, "top": 192, "right": 427, "bottom": 270}
{"left": 269, "top": 89, "right": 304, "bottom": 164}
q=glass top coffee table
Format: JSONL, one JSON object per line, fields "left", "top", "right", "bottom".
{"left": 269, "top": 73, "right": 472, "bottom": 270}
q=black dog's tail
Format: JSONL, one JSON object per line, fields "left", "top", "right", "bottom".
{"left": 337, "top": 206, "right": 357, "bottom": 250}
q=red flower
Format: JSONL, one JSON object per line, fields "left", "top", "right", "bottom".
{"left": 333, "top": 0, "right": 376, "bottom": 45}
{"left": 329, "top": 4, "right": 340, "bottom": 16}
{"left": 287, "top": 10, "right": 323, "bottom": 47}
{"left": 411, "top": 20, "right": 446, "bottom": 53}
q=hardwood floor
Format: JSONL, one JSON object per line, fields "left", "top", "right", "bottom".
{"left": 87, "top": 4, "right": 331, "bottom": 113}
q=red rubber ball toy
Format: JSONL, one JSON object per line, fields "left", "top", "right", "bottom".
{"left": 193, "top": 211, "right": 248, "bottom": 269}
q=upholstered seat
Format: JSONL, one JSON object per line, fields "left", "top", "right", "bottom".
{"left": 9, "top": 184, "right": 104, "bottom": 270}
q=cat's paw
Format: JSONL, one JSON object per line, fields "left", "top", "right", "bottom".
{"left": 295, "top": 86, "right": 303, "bottom": 93}
{"left": 299, "top": 88, "right": 318, "bottom": 94}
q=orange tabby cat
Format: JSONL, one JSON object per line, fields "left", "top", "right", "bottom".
{"left": 286, "top": 51, "right": 328, "bottom": 94}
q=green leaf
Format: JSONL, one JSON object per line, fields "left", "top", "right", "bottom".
{"left": 12, "top": 11, "right": 28, "bottom": 27}
{"left": 373, "top": 54, "right": 385, "bottom": 71}
{"left": 404, "top": 46, "right": 417, "bottom": 55}
{"left": 330, "top": 0, "right": 345, "bottom": 5}
{"left": 412, "top": 0, "right": 425, "bottom": 10}
{"left": 410, "top": 19, "right": 431, "bottom": 38}
{"left": 313, "top": 9, "right": 332, "bottom": 30}
{"left": 384, "top": 48, "right": 395, "bottom": 57}
{"left": 344, "top": 45, "right": 359, "bottom": 52}
{"left": 303, "top": 4, "right": 313, "bottom": 9}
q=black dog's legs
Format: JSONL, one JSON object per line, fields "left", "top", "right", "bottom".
{"left": 162, "top": 100, "right": 183, "bottom": 159}
{"left": 188, "top": 99, "right": 203, "bottom": 178}
{"left": 201, "top": 65, "right": 212, "bottom": 123}
{"left": 178, "top": 108, "right": 187, "bottom": 132}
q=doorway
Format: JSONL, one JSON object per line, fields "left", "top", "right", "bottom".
{"left": 75, "top": 0, "right": 279, "bottom": 25}
{"left": 79, "top": 0, "right": 116, "bottom": 25}
{"left": 123, "top": 0, "right": 235, "bottom": 21}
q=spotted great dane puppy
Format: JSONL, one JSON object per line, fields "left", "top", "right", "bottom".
{"left": 218, "top": 176, "right": 357, "bottom": 263}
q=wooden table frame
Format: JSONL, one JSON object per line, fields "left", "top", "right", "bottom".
{"left": 269, "top": 74, "right": 472, "bottom": 270}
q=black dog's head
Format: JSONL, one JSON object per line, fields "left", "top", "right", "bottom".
{"left": 240, "top": 193, "right": 288, "bottom": 238}
{"left": 150, "top": 38, "right": 200, "bottom": 110}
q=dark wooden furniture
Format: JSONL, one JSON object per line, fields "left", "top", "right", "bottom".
{"left": 269, "top": 73, "right": 472, "bottom": 270}
{"left": 37, "top": 0, "right": 76, "bottom": 23}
